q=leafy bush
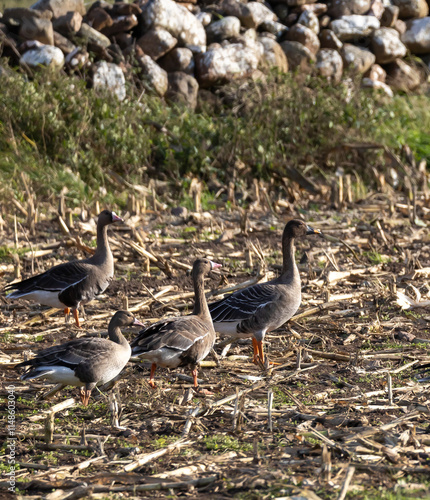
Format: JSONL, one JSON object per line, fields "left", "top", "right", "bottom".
{"left": 1, "top": 66, "right": 429, "bottom": 207}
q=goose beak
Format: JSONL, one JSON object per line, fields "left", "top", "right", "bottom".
{"left": 133, "top": 318, "right": 145, "bottom": 327}
{"left": 112, "top": 212, "right": 124, "bottom": 223}
{"left": 210, "top": 261, "right": 222, "bottom": 270}
{"left": 306, "top": 225, "right": 322, "bottom": 236}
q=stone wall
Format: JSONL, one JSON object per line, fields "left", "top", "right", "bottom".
{"left": 1, "top": 0, "right": 429, "bottom": 107}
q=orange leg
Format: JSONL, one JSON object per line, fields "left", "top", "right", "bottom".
{"left": 79, "top": 388, "right": 86, "bottom": 405}
{"left": 252, "top": 338, "right": 260, "bottom": 364}
{"left": 82, "top": 389, "right": 92, "bottom": 406}
{"left": 192, "top": 368, "right": 213, "bottom": 395}
{"left": 256, "top": 340, "right": 265, "bottom": 364}
{"left": 72, "top": 309, "right": 81, "bottom": 328}
{"left": 192, "top": 368, "right": 199, "bottom": 388}
{"left": 149, "top": 363, "right": 157, "bottom": 388}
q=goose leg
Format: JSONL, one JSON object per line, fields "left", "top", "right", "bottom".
{"left": 84, "top": 389, "right": 92, "bottom": 406}
{"left": 148, "top": 363, "right": 157, "bottom": 388}
{"left": 252, "top": 338, "right": 260, "bottom": 364}
{"left": 79, "top": 388, "right": 86, "bottom": 405}
{"left": 192, "top": 368, "right": 213, "bottom": 395}
{"left": 64, "top": 307, "right": 71, "bottom": 323}
{"left": 256, "top": 340, "right": 265, "bottom": 363}
{"left": 72, "top": 309, "right": 81, "bottom": 328}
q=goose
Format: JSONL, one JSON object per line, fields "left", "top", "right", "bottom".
{"left": 209, "top": 219, "right": 322, "bottom": 364}
{"left": 16, "top": 310, "right": 143, "bottom": 406}
{"left": 5, "top": 210, "right": 123, "bottom": 327}
{"left": 131, "top": 258, "right": 221, "bottom": 392}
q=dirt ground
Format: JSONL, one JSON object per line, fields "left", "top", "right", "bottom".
{"left": 1, "top": 194, "right": 430, "bottom": 499}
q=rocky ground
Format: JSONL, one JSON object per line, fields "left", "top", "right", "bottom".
{"left": 1, "top": 0, "right": 430, "bottom": 109}
{"left": 1, "top": 186, "right": 430, "bottom": 498}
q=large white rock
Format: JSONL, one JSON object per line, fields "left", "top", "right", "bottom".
{"left": 392, "top": 0, "right": 428, "bottom": 19}
{"left": 401, "top": 17, "right": 430, "bottom": 54}
{"left": 142, "top": 0, "right": 206, "bottom": 53}
{"left": 341, "top": 43, "right": 375, "bottom": 73}
{"left": 137, "top": 54, "right": 168, "bottom": 96}
{"left": 206, "top": 16, "right": 241, "bottom": 43}
{"left": 20, "top": 43, "right": 64, "bottom": 69}
{"left": 298, "top": 10, "right": 320, "bottom": 34}
{"left": 259, "top": 36, "right": 288, "bottom": 72}
{"left": 31, "top": 0, "right": 85, "bottom": 18}
{"left": 244, "top": 2, "right": 277, "bottom": 29}
{"left": 93, "top": 61, "right": 126, "bottom": 101}
{"left": 196, "top": 38, "right": 262, "bottom": 87}
{"left": 315, "top": 48, "right": 343, "bottom": 82}
{"left": 331, "top": 15, "right": 380, "bottom": 41}
{"left": 371, "top": 27, "right": 407, "bottom": 63}
{"left": 328, "top": 0, "right": 371, "bottom": 18}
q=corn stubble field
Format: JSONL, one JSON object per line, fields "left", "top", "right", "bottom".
{"left": 1, "top": 168, "right": 430, "bottom": 500}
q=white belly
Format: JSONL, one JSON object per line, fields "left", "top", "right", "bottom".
{"left": 213, "top": 321, "right": 244, "bottom": 337}
{"left": 136, "top": 348, "right": 183, "bottom": 368}
{"left": 14, "top": 290, "right": 64, "bottom": 309}
{"left": 33, "top": 366, "right": 84, "bottom": 386}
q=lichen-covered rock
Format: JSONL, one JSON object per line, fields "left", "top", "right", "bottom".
{"left": 158, "top": 47, "right": 195, "bottom": 74}
{"left": 30, "top": 0, "right": 85, "bottom": 19}
{"left": 330, "top": 15, "right": 380, "bottom": 41}
{"left": 365, "top": 63, "right": 386, "bottom": 82}
{"left": 206, "top": 16, "right": 240, "bottom": 44}
{"left": 220, "top": 0, "right": 275, "bottom": 29}
{"left": 20, "top": 16, "right": 54, "bottom": 45}
{"left": 315, "top": 48, "right": 343, "bottom": 82}
{"left": 244, "top": 2, "right": 277, "bottom": 29}
{"left": 102, "top": 15, "right": 138, "bottom": 36}
{"left": 385, "top": 58, "right": 422, "bottom": 91}
{"left": 394, "top": 19, "right": 407, "bottom": 35}
{"left": 381, "top": 5, "right": 399, "bottom": 27}
{"left": 52, "top": 11, "right": 82, "bottom": 35}
{"left": 392, "top": 0, "right": 428, "bottom": 19}
{"left": 142, "top": 0, "right": 206, "bottom": 53}
{"left": 92, "top": 61, "right": 126, "bottom": 100}
{"left": 136, "top": 53, "right": 168, "bottom": 96}
{"left": 328, "top": 0, "right": 371, "bottom": 18}
{"left": 259, "top": 20, "right": 288, "bottom": 36}
{"left": 287, "top": 23, "right": 320, "bottom": 55}
{"left": 368, "top": 0, "right": 385, "bottom": 19}
{"left": 166, "top": 71, "right": 199, "bottom": 109}
{"left": 196, "top": 12, "right": 211, "bottom": 27}
{"left": 259, "top": 36, "right": 288, "bottom": 72}
{"left": 401, "top": 17, "right": 430, "bottom": 54}
{"left": 54, "top": 30, "right": 76, "bottom": 54}
{"left": 298, "top": 10, "right": 319, "bottom": 34}
{"left": 319, "top": 29, "right": 343, "bottom": 50}
{"left": 85, "top": 7, "right": 113, "bottom": 32}
{"left": 196, "top": 38, "right": 262, "bottom": 87}
{"left": 20, "top": 43, "right": 64, "bottom": 69}
{"left": 78, "top": 22, "right": 111, "bottom": 49}
{"left": 137, "top": 27, "right": 177, "bottom": 60}
{"left": 371, "top": 27, "right": 406, "bottom": 64}
{"left": 3, "top": 7, "right": 52, "bottom": 24}
{"left": 361, "top": 78, "right": 393, "bottom": 96}
{"left": 280, "top": 40, "right": 314, "bottom": 73}
{"left": 65, "top": 47, "right": 89, "bottom": 71}
{"left": 341, "top": 43, "right": 375, "bottom": 73}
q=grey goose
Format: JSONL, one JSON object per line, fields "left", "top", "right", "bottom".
{"left": 16, "top": 310, "right": 143, "bottom": 406}
{"left": 5, "top": 210, "right": 123, "bottom": 327}
{"left": 209, "top": 219, "right": 322, "bottom": 363}
{"left": 131, "top": 258, "right": 221, "bottom": 392}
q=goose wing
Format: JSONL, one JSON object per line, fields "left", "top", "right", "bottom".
{"left": 209, "top": 283, "right": 279, "bottom": 323}
{"left": 5, "top": 260, "right": 90, "bottom": 295}
{"left": 131, "top": 316, "right": 211, "bottom": 356}
{"left": 17, "top": 338, "right": 113, "bottom": 371}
